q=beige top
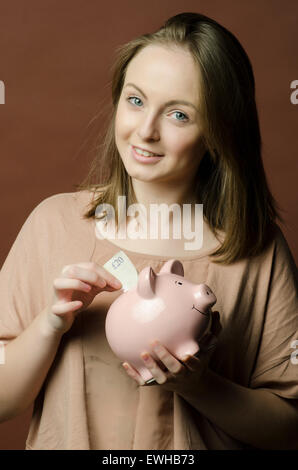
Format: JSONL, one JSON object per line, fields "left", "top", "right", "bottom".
{"left": 0, "top": 190, "right": 297, "bottom": 450}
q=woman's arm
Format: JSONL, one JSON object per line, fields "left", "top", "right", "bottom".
{"left": 0, "top": 262, "right": 122, "bottom": 423}
{"left": 124, "top": 303, "right": 298, "bottom": 450}
{"left": 180, "top": 367, "right": 298, "bottom": 450}
{"left": 0, "top": 309, "right": 63, "bottom": 422}
{"left": 124, "top": 330, "right": 298, "bottom": 450}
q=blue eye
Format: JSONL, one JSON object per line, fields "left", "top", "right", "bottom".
{"left": 126, "top": 96, "right": 189, "bottom": 123}
{"left": 173, "top": 111, "right": 188, "bottom": 122}
{"left": 127, "top": 96, "right": 143, "bottom": 106}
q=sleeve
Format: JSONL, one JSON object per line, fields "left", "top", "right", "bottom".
{"left": 249, "top": 226, "right": 298, "bottom": 399}
{"left": 0, "top": 197, "right": 58, "bottom": 342}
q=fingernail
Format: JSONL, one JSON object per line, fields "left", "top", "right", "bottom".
{"left": 112, "top": 279, "right": 122, "bottom": 288}
{"left": 181, "top": 354, "right": 191, "bottom": 363}
{"left": 98, "top": 279, "right": 106, "bottom": 288}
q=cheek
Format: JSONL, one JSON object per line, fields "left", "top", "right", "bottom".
{"left": 115, "top": 103, "right": 137, "bottom": 140}
{"left": 164, "top": 128, "right": 203, "bottom": 160}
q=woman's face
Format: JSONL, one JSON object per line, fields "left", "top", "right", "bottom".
{"left": 115, "top": 44, "right": 206, "bottom": 186}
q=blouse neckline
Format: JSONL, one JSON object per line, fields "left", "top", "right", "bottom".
{"left": 97, "top": 234, "right": 221, "bottom": 262}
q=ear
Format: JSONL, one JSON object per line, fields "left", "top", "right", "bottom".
{"left": 159, "top": 259, "right": 184, "bottom": 277}
{"left": 137, "top": 266, "right": 156, "bottom": 299}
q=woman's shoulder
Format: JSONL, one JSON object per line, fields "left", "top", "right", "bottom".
{"left": 19, "top": 190, "right": 97, "bottom": 245}
{"left": 256, "top": 223, "right": 297, "bottom": 270}
{"left": 18, "top": 190, "right": 97, "bottom": 257}
{"left": 29, "top": 190, "right": 95, "bottom": 220}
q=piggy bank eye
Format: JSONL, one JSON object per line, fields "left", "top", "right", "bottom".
{"left": 175, "top": 281, "right": 183, "bottom": 286}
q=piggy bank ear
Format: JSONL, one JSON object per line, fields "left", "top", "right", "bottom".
{"left": 159, "top": 259, "right": 184, "bottom": 277}
{"left": 137, "top": 266, "right": 157, "bottom": 299}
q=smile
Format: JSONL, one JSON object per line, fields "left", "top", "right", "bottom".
{"left": 131, "top": 146, "right": 164, "bottom": 164}
{"left": 133, "top": 145, "right": 163, "bottom": 157}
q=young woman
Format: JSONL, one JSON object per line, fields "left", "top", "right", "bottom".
{"left": 0, "top": 12, "right": 297, "bottom": 450}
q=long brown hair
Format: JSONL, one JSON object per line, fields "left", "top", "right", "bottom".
{"left": 75, "top": 12, "right": 284, "bottom": 264}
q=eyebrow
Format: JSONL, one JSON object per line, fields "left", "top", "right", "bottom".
{"left": 124, "top": 82, "right": 199, "bottom": 113}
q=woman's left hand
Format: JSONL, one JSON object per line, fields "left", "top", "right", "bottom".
{"left": 122, "top": 310, "right": 222, "bottom": 396}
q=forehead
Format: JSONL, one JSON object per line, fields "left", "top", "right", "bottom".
{"left": 124, "top": 44, "right": 201, "bottom": 104}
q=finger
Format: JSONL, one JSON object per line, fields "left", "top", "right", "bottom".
{"left": 122, "top": 362, "right": 145, "bottom": 386}
{"left": 71, "top": 262, "right": 122, "bottom": 289}
{"left": 140, "top": 352, "right": 169, "bottom": 384}
{"left": 52, "top": 300, "right": 83, "bottom": 315}
{"left": 61, "top": 264, "right": 121, "bottom": 290}
{"left": 180, "top": 354, "right": 201, "bottom": 370}
{"left": 61, "top": 265, "right": 106, "bottom": 288}
{"left": 54, "top": 278, "right": 93, "bottom": 293}
{"left": 150, "top": 342, "right": 185, "bottom": 375}
{"left": 101, "top": 284, "right": 124, "bottom": 292}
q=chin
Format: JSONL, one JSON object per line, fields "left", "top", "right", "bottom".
{"left": 121, "top": 159, "right": 159, "bottom": 181}
{"left": 127, "top": 169, "right": 161, "bottom": 183}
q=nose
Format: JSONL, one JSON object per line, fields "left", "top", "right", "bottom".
{"left": 137, "top": 112, "right": 160, "bottom": 141}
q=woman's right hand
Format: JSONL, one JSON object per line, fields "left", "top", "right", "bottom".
{"left": 45, "top": 261, "right": 122, "bottom": 335}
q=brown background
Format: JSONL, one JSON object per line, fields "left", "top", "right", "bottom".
{"left": 0, "top": 0, "right": 297, "bottom": 450}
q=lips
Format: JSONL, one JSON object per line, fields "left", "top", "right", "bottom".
{"left": 133, "top": 145, "right": 163, "bottom": 157}
{"left": 131, "top": 146, "right": 164, "bottom": 164}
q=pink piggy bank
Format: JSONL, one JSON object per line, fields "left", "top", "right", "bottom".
{"left": 105, "top": 259, "right": 217, "bottom": 383}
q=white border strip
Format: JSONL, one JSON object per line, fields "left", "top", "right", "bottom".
{"left": 0, "top": 341, "right": 6, "bottom": 365}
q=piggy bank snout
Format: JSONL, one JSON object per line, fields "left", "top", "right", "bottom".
{"left": 193, "top": 284, "right": 217, "bottom": 311}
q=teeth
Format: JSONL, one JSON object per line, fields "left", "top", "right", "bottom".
{"left": 135, "top": 147, "right": 159, "bottom": 157}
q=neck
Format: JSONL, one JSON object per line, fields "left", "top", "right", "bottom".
{"left": 131, "top": 178, "right": 197, "bottom": 209}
